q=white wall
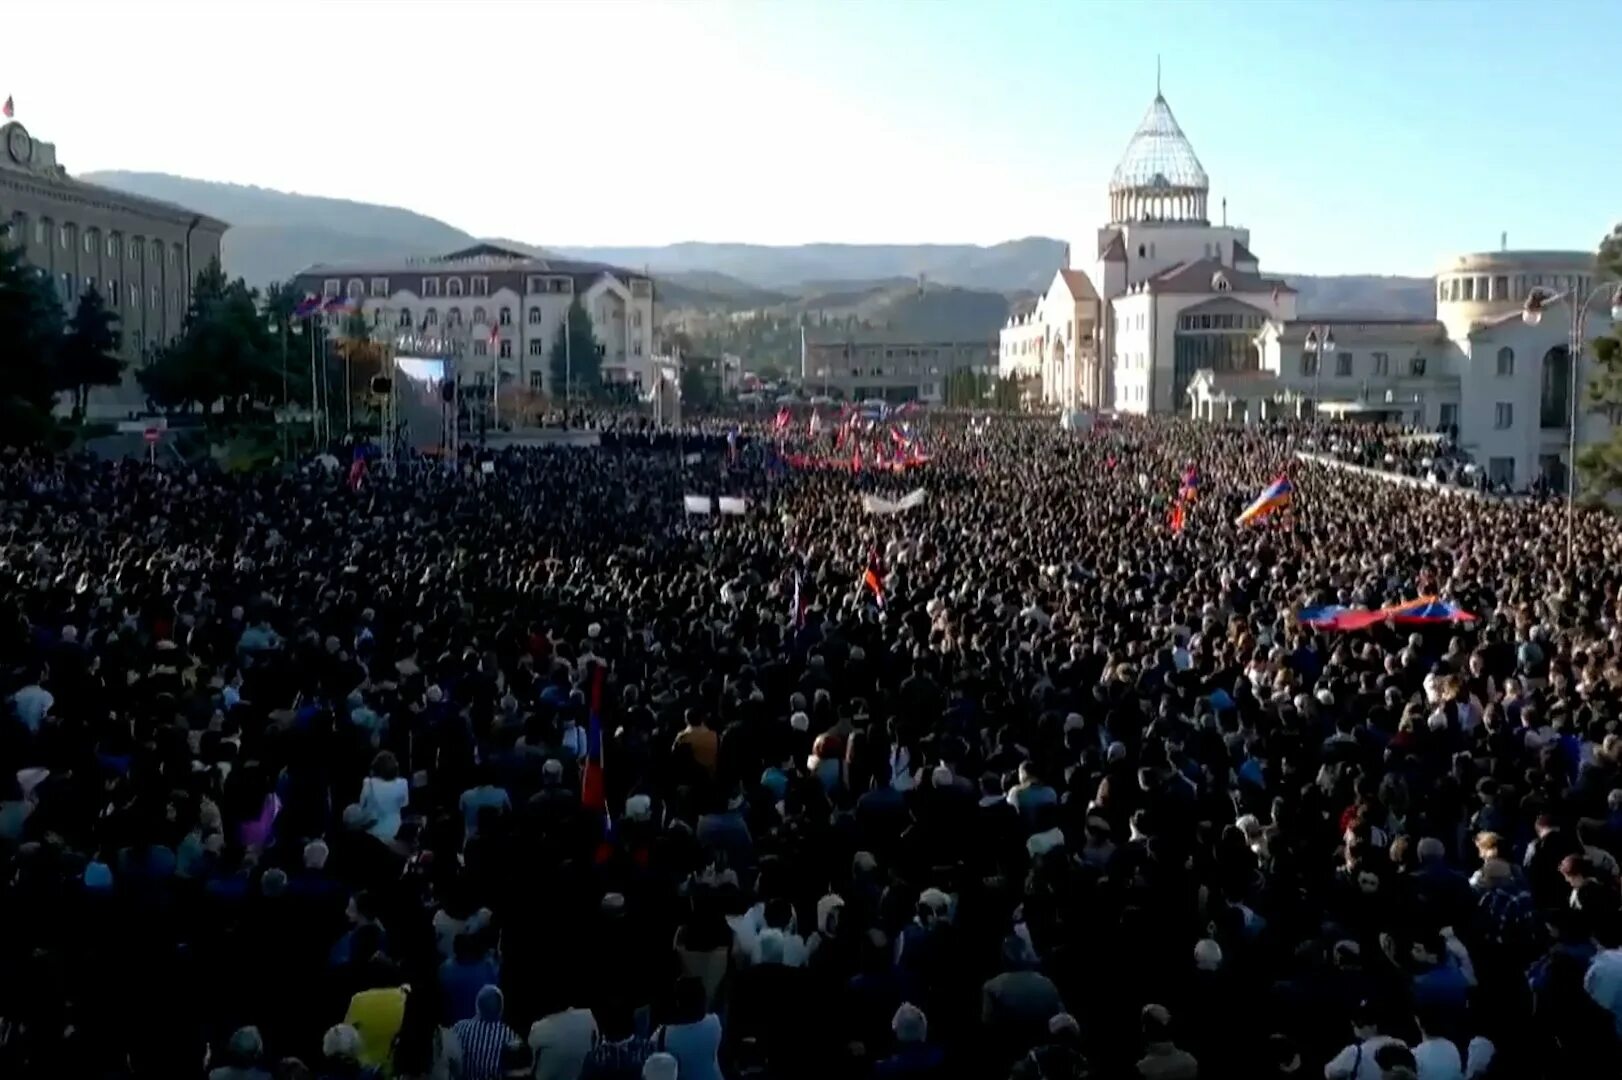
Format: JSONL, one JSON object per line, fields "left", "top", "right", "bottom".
{"left": 1102, "top": 223, "right": 1252, "bottom": 294}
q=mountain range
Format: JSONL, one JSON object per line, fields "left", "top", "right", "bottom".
{"left": 81, "top": 171, "right": 1438, "bottom": 346}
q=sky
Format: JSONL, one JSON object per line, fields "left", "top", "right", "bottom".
{"left": 6, "top": 0, "right": 1619, "bottom": 275}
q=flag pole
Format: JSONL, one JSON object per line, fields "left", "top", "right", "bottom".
{"left": 308, "top": 316, "right": 320, "bottom": 448}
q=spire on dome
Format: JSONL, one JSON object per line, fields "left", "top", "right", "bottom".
{"left": 1108, "top": 83, "right": 1210, "bottom": 226}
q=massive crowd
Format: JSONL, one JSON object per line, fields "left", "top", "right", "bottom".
{"left": 3, "top": 410, "right": 1622, "bottom": 1080}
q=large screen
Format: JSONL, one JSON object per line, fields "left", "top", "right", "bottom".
{"left": 393, "top": 356, "right": 449, "bottom": 455}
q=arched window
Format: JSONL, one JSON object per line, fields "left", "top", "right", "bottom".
{"left": 446, "top": 277, "right": 464, "bottom": 297}
{"left": 83, "top": 229, "right": 96, "bottom": 254}
{"left": 398, "top": 308, "right": 412, "bottom": 328}
{"left": 1541, "top": 346, "right": 1571, "bottom": 429}
{"left": 346, "top": 278, "right": 365, "bottom": 299}
{"left": 1496, "top": 347, "right": 1514, "bottom": 378}
{"left": 425, "top": 308, "right": 439, "bottom": 326}
{"left": 473, "top": 306, "right": 488, "bottom": 325}
{"left": 498, "top": 307, "right": 512, "bottom": 326}
{"left": 528, "top": 306, "right": 543, "bottom": 325}
{"left": 107, "top": 235, "right": 118, "bottom": 259}
{"left": 447, "top": 307, "right": 462, "bottom": 327}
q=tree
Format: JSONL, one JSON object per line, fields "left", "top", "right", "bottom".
{"left": 59, "top": 285, "right": 123, "bottom": 418}
{"left": 944, "top": 368, "right": 992, "bottom": 408}
{"left": 140, "top": 258, "right": 279, "bottom": 416}
{"left": 548, "top": 298, "right": 601, "bottom": 399}
{"left": 1576, "top": 224, "right": 1622, "bottom": 498}
{"left": 0, "top": 235, "right": 65, "bottom": 429}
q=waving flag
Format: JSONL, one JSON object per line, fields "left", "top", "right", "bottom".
{"left": 323, "top": 295, "right": 357, "bottom": 315}
{"left": 1304, "top": 596, "right": 1476, "bottom": 633}
{"left": 1169, "top": 502, "right": 1186, "bottom": 534}
{"left": 861, "top": 564, "right": 886, "bottom": 609}
{"left": 809, "top": 411, "right": 823, "bottom": 437}
{"left": 292, "top": 295, "right": 323, "bottom": 320}
{"left": 581, "top": 663, "right": 608, "bottom": 812}
{"left": 1235, "top": 475, "right": 1293, "bottom": 526}
{"left": 774, "top": 407, "right": 791, "bottom": 431}
{"left": 1178, "top": 465, "right": 1200, "bottom": 502}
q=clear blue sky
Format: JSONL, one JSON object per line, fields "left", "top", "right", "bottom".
{"left": 10, "top": 0, "right": 1619, "bottom": 276}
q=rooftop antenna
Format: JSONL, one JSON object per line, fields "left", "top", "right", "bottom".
{"left": 1156, "top": 55, "right": 1162, "bottom": 98}
{"left": 1500, "top": 231, "right": 1507, "bottom": 252}
{"left": 1221, "top": 197, "right": 1227, "bottom": 227}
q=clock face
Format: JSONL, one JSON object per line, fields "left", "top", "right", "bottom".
{"left": 6, "top": 124, "right": 32, "bottom": 166}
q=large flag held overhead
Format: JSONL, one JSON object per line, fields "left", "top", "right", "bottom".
{"left": 1300, "top": 596, "right": 1476, "bottom": 633}
{"left": 1235, "top": 475, "right": 1293, "bottom": 526}
{"left": 581, "top": 663, "right": 609, "bottom": 812}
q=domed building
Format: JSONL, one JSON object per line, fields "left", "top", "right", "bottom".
{"left": 1000, "top": 83, "right": 1296, "bottom": 411}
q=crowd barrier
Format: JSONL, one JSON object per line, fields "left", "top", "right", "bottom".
{"left": 1292, "top": 451, "right": 1522, "bottom": 505}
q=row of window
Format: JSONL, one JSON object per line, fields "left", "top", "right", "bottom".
{"left": 1300, "top": 351, "right": 1422, "bottom": 378}
{"left": 12, "top": 215, "right": 183, "bottom": 267}
{"left": 1116, "top": 384, "right": 1148, "bottom": 404}
{"left": 323, "top": 275, "right": 595, "bottom": 300}
{"left": 1437, "top": 272, "right": 1594, "bottom": 304}
{"left": 55, "top": 273, "right": 175, "bottom": 312}
{"left": 361, "top": 303, "right": 643, "bottom": 332}
{"left": 1177, "top": 312, "right": 1266, "bottom": 332}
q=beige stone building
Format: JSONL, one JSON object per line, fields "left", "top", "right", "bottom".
{"left": 0, "top": 120, "right": 227, "bottom": 414}
{"left": 800, "top": 328, "right": 997, "bottom": 403}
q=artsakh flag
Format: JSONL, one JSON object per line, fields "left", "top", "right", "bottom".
{"left": 581, "top": 663, "right": 608, "bottom": 813}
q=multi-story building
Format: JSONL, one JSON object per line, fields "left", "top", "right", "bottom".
{"left": 0, "top": 119, "right": 227, "bottom": 415}
{"left": 1189, "top": 248, "right": 1613, "bottom": 490}
{"left": 1007, "top": 83, "right": 1295, "bottom": 411}
{"left": 291, "top": 243, "right": 656, "bottom": 397}
{"left": 800, "top": 329, "right": 997, "bottom": 404}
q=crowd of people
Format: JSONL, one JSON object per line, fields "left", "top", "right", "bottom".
{"left": 1298, "top": 426, "right": 1498, "bottom": 496}
{"left": 3, "top": 410, "right": 1622, "bottom": 1080}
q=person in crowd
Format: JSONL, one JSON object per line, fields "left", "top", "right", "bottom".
{"left": 0, "top": 414, "right": 1619, "bottom": 1080}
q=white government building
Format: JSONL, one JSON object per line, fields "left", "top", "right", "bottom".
{"left": 1002, "top": 85, "right": 1617, "bottom": 491}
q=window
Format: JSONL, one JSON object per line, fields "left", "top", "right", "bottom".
{"left": 1300, "top": 352, "right": 1319, "bottom": 376}
{"left": 109, "top": 281, "right": 119, "bottom": 306}
{"left": 474, "top": 341, "right": 488, "bottom": 357}
{"left": 33, "top": 220, "right": 44, "bottom": 245}
{"left": 527, "top": 276, "right": 544, "bottom": 294}
{"left": 151, "top": 285, "right": 160, "bottom": 309}
{"left": 1492, "top": 275, "right": 1508, "bottom": 300}
{"left": 527, "top": 307, "right": 543, "bottom": 325}
{"left": 1488, "top": 457, "right": 1515, "bottom": 486}
{"left": 106, "top": 236, "right": 118, "bottom": 258}
{"left": 447, "top": 307, "right": 462, "bottom": 327}
{"left": 1496, "top": 346, "right": 1514, "bottom": 377}
{"left": 84, "top": 231, "right": 95, "bottom": 254}
{"left": 1495, "top": 402, "right": 1513, "bottom": 429}
{"left": 1410, "top": 355, "right": 1427, "bottom": 377}
{"left": 633, "top": 341, "right": 643, "bottom": 356}
{"left": 59, "top": 225, "right": 70, "bottom": 249}
{"left": 130, "top": 331, "right": 142, "bottom": 355}
{"left": 467, "top": 306, "right": 484, "bottom": 325}
{"left": 1335, "top": 351, "right": 1352, "bottom": 377}
{"left": 1372, "top": 352, "right": 1390, "bottom": 376}
{"left": 498, "top": 306, "right": 512, "bottom": 326}
{"left": 471, "top": 276, "right": 489, "bottom": 296}
{"left": 446, "top": 277, "right": 464, "bottom": 297}
{"left": 1439, "top": 403, "right": 1458, "bottom": 428}
{"left": 370, "top": 277, "right": 389, "bottom": 297}
{"left": 499, "top": 340, "right": 512, "bottom": 359}
{"left": 346, "top": 278, "right": 365, "bottom": 300}
{"left": 170, "top": 244, "right": 179, "bottom": 266}
{"left": 424, "top": 308, "right": 439, "bottom": 326}
{"left": 398, "top": 309, "right": 412, "bottom": 327}
{"left": 528, "top": 339, "right": 545, "bottom": 357}
{"left": 322, "top": 278, "right": 341, "bottom": 298}
{"left": 1461, "top": 278, "right": 1474, "bottom": 302}
{"left": 421, "top": 277, "right": 441, "bottom": 297}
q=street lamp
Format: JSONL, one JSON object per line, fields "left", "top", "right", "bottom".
{"left": 1303, "top": 325, "right": 1336, "bottom": 425}
{"left": 1522, "top": 281, "right": 1622, "bottom": 565}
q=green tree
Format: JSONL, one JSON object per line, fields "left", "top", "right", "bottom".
{"left": 139, "top": 257, "right": 279, "bottom": 416}
{"left": 548, "top": 298, "right": 600, "bottom": 399}
{"left": 59, "top": 285, "right": 123, "bottom": 419}
{"left": 1576, "top": 224, "right": 1622, "bottom": 498}
{"left": 944, "top": 368, "right": 991, "bottom": 408}
{"left": 0, "top": 235, "right": 65, "bottom": 430}
{"left": 992, "top": 375, "right": 1026, "bottom": 411}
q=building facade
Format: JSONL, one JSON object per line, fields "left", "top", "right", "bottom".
{"left": 0, "top": 120, "right": 227, "bottom": 415}
{"left": 1186, "top": 249, "right": 1609, "bottom": 490}
{"left": 1002, "top": 86, "right": 1294, "bottom": 411}
{"left": 291, "top": 244, "right": 656, "bottom": 397}
{"left": 800, "top": 329, "right": 997, "bottom": 403}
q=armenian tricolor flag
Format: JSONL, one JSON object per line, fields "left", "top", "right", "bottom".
{"left": 1178, "top": 465, "right": 1200, "bottom": 502}
{"left": 1235, "top": 475, "right": 1293, "bottom": 526}
{"left": 292, "top": 295, "right": 323, "bottom": 320}
{"left": 322, "top": 295, "right": 358, "bottom": 315}
{"left": 580, "top": 663, "right": 608, "bottom": 813}
{"left": 1301, "top": 596, "right": 1476, "bottom": 633}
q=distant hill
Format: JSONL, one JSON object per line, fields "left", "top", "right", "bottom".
{"left": 80, "top": 171, "right": 475, "bottom": 285}
{"left": 74, "top": 172, "right": 1436, "bottom": 327}
{"left": 553, "top": 239, "right": 1068, "bottom": 294}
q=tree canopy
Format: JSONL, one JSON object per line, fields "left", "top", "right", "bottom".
{"left": 59, "top": 285, "right": 123, "bottom": 419}
{"left": 1576, "top": 224, "right": 1622, "bottom": 498}
{"left": 139, "top": 257, "right": 281, "bottom": 415}
{"left": 548, "top": 299, "right": 601, "bottom": 399}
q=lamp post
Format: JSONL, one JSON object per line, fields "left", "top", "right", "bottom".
{"left": 1521, "top": 282, "right": 1622, "bottom": 566}
{"left": 1302, "top": 325, "right": 1336, "bottom": 425}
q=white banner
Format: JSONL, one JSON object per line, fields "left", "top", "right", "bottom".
{"left": 717, "top": 496, "right": 749, "bottom": 515}
{"left": 683, "top": 495, "right": 713, "bottom": 515}
{"left": 862, "top": 488, "right": 927, "bottom": 515}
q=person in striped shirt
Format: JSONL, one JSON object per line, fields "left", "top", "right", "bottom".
{"left": 451, "top": 986, "right": 519, "bottom": 1080}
